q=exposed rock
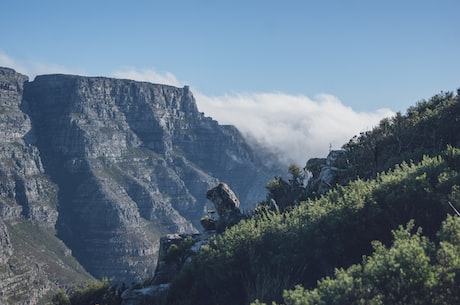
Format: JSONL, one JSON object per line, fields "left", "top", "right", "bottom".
{"left": 0, "top": 221, "right": 12, "bottom": 264}
{"left": 326, "top": 149, "right": 349, "bottom": 168}
{"left": 121, "top": 232, "right": 212, "bottom": 305}
{"left": 152, "top": 233, "right": 208, "bottom": 285}
{"left": 305, "top": 157, "right": 326, "bottom": 177}
{"left": 305, "top": 150, "right": 352, "bottom": 195}
{"left": 22, "top": 74, "right": 276, "bottom": 283}
{"left": 200, "top": 215, "right": 217, "bottom": 231}
{"left": 121, "top": 284, "right": 170, "bottom": 305}
{"left": 0, "top": 68, "right": 88, "bottom": 305}
{"left": 206, "top": 182, "right": 244, "bottom": 231}
{"left": 0, "top": 66, "right": 282, "bottom": 303}
{"left": 206, "top": 182, "right": 241, "bottom": 215}
{"left": 121, "top": 182, "right": 243, "bottom": 305}
{"left": 0, "top": 67, "right": 58, "bottom": 226}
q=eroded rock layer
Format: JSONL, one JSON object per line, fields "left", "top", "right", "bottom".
{"left": 0, "top": 66, "right": 279, "bottom": 301}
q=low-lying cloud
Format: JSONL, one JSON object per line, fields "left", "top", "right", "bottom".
{"left": 195, "top": 92, "right": 394, "bottom": 166}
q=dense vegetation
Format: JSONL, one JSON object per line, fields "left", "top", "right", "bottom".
{"left": 265, "top": 216, "right": 460, "bottom": 305}
{"left": 165, "top": 90, "right": 460, "bottom": 305}
{"left": 49, "top": 89, "right": 460, "bottom": 304}
{"left": 167, "top": 148, "right": 460, "bottom": 305}
{"left": 48, "top": 278, "right": 123, "bottom": 305}
{"left": 343, "top": 90, "right": 460, "bottom": 180}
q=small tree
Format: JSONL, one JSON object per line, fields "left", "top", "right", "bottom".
{"left": 265, "top": 164, "right": 307, "bottom": 211}
{"left": 50, "top": 290, "right": 70, "bottom": 305}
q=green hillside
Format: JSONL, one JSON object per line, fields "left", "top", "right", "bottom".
{"left": 269, "top": 215, "right": 460, "bottom": 305}
{"left": 343, "top": 90, "right": 460, "bottom": 180}
{"left": 165, "top": 89, "right": 460, "bottom": 305}
{"left": 48, "top": 89, "right": 460, "bottom": 305}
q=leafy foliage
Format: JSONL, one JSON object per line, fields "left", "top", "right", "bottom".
{"left": 264, "top": 164, "right": 308, "bottom": 211}
{"left": 48, "top": 278, "right": 123, "bottom": 305}
{"left": 164, "top": 236, "right": 196, "bottom": 265}
{"left": 277, "top": 216, "right": 460, "bottom": 305}
{"left": 49, "top": 290, "right": 70, "bottom": 305}
{"left": 343, "top": 90, "right": 460, "bottom": 179}
{"left": 166, "top": 145, "right": 460, "bottom": 305}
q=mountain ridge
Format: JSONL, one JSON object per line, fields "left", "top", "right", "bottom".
{"left": 0, "top": 66, "right": 282, "bottom": 304}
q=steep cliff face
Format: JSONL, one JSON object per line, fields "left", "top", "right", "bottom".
{"left": 0, "top": 68, "right": 57, "bottom": 225}
{"left": 0, "top": 68, "right": 92, "bottom": 305}
{"left": 19, "top": 73, "right": 277, "bottom": 283}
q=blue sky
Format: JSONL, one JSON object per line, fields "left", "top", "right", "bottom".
{"left": 1, "top": 0, "right": 459, "bottom": 164}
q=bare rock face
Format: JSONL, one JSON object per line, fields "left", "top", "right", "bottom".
{"left": 0, "top": 221, "right": 12, "bottom": 264}
{"left": 121, "top": 183, "right": 244, "bottom": 305}
{"left": 0, "top": 68, "right": 58, "bottom": 226}
{"left": 0, "top": 66, "right": 281, "bottom": 304}
{"left": 121, "top": 231, "right": 211, "bottom": 305}
{"left": 206, "top": 182, "right": 240, "bottom": 216}
{"left": 20, "top": 73, "right": 277, "bottom": 284}
{"left": 0, "top": 68, "right": 92, "bottom": 305}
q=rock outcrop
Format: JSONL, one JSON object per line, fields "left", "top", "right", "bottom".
{"left": 305, "top": 150, "right": 352, "bottom": 195}
{"left": 0, "top": 66, "right": 281, "bottom": 303}
{"left": 122, "top": 182, "right": 243, "bottom": 305}
{"left": 205, "top": 182, "right": 244, "bottom": 231}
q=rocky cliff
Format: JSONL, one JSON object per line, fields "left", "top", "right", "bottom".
{"left": 0, "top": 68, "right": 57, "bottom": 226}
{"left": 0, "top": 66, "right": 280, "bottom": 303}
{"left": 0, "top": 67, "right": 92, "bottom": 305}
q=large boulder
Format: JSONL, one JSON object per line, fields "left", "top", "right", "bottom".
{"left": 122, "top": 182, "right": 244, "bottom": 305}
{"left": 206, "top": 182, "right": 240, "bottom": 216}
{"left": 206, "top": 182, "right": 244, "bottom": 231}
{"left": 306, "top": 150, "right": 352, "bottom": 195}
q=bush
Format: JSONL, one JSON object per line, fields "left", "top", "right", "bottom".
{"left": 167, "top": 148, "right": 460, "bottom": 305}
{"left": 49, "top": 290, "right": 70, "bottom": 305}
{"left": 69, "top": 278, "right": 122, "bottom": 305}
{"left": 279, "top": 216, "right": 460, "bottom": 305}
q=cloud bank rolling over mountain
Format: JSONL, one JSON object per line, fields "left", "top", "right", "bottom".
{"left": 196, "top": 92, "right": 394, "bottom": 165}
{"left": 115, "top": 68, "right": 395, "bottom": 166}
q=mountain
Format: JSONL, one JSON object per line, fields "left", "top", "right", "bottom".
{"left": 0, "top": 67, "right": 92, "bottom": 305}
{"left": 0, "top": 67, "right": 281, "bottom": 304}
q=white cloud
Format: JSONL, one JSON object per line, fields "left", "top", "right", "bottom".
{"left": 112, "top": 68, "right": 182, "bottom": 87}
{"left": 0, "top": 50, "right": 29, "bottom": 76}
{"left": 195, "top": 91, "right": 395, "bottom": 166}
{"left": 0, "top": 50, "right": 80, "bottom": 79}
